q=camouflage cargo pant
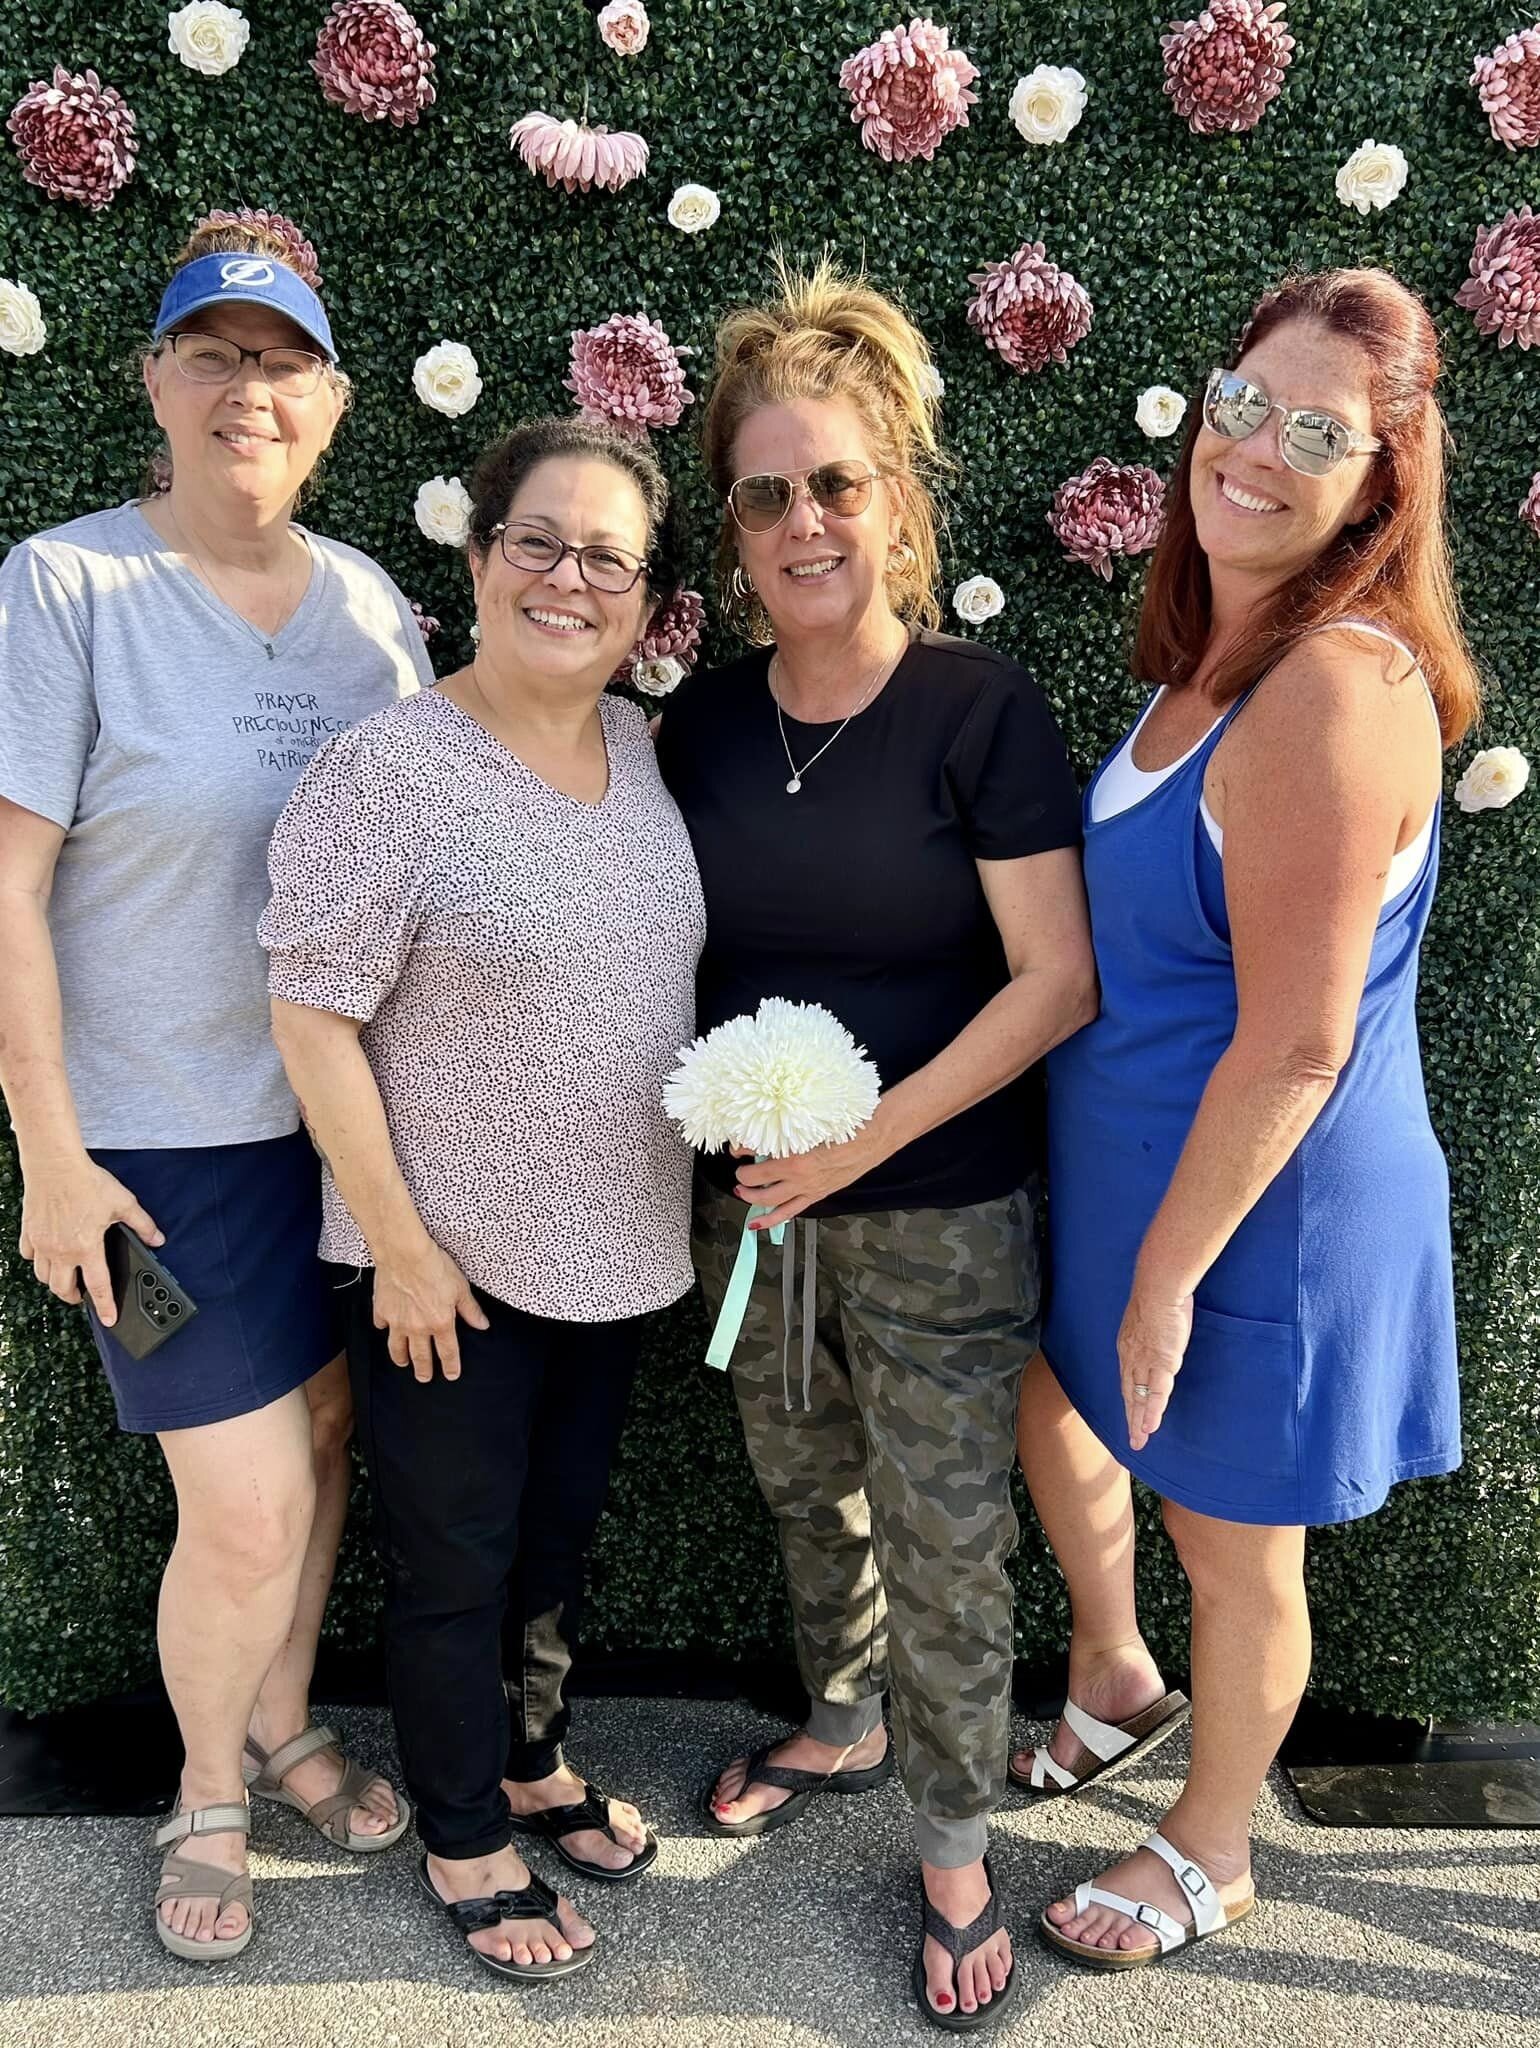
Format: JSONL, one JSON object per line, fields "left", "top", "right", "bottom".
{"left": 693, "top": 1175, "right": 1040, "bottom": 1867}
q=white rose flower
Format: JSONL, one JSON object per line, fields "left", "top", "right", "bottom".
{"left": 1335, "top": 140, "right": 1408, "bottom": 215}
{"left": 598, "top": 0, "right": 650, "bottom": 55}
{"left": 667, "top": 183, "right": 721, "bottom": 234}
{"left": 633, "top": 655, "right": 686, "bottom": 697}
{"left": 1008, "top": 64, "right": 1087, "bottom": 147}
{"left": 0, "top": 279, "right": 46, "bottom": 357}
{"left": 1136, "top": 384, "right": 1188, "bottom": 438}
{"left": 1454, "top": 745, "right": 1530, "bottom": 814}
{"left": 918, "top": 363, "right": 945, "bottom": 402}
{"left": 414, "top": 475, "right": 473, "bottom": 548}
{"left": 412, "top": 340, "right": 483, "bottom": 417}
{"left": 952, "top": 575, "right": 1005, "bottom": 625}
{"left": 167, "top": 1, "right": 250, "bottom": 76}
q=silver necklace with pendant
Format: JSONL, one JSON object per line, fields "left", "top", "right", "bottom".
{"left": 165, "top": 501, "right": 304, "bottom": 661}
{"left": 770, "top": 639, "right": 902, "bottom": 794}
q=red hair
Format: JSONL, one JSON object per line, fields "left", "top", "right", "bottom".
{"left": 1133, "top": 268, "right": 1480, "bottom": 746}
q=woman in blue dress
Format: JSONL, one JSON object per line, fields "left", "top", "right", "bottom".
{"left": 1014, "top": 269, "right": 1481, "bottom": 1968}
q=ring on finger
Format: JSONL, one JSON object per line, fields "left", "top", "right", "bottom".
{"left": 1133, "top": 1383, "right": 1150, "bottom": 1397}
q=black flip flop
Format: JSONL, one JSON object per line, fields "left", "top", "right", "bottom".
{"left": 415, "top": 1852, "right": 595, "bottom": 1981}
{"left": 913, "top": 1855, "right": 1017, "bottom": 2032}
{"left": 701, "top": 1730, "right": 893, "bottom": 1838}
{"left": 506, "top": 1780, "right": 660, "bottom": 1884}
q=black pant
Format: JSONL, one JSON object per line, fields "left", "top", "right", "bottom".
{"left": 344, "top": 1280, "right": 643, "bottom": 1860}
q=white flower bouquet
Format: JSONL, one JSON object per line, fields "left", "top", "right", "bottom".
{"left": 665, "top": 998, "right": 880, "bottom": 1369}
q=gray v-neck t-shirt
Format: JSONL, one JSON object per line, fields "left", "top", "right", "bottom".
{"left": 0, "top": 501, "right": 434, "bottom": 1148}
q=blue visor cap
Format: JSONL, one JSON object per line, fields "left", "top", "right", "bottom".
{"left": 154, "top": 252, "right": 336, "bottom": 362}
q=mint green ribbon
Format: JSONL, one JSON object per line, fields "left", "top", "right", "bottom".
{"left": 705, "top": 1172, "right": 784, "bottom": 1371}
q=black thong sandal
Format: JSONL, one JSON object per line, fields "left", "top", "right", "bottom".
{"left": 913, "top": 1855, "right": 1018, "bottom": 2033}
{"left": 701, "top": 1730, "right": 893, "bottom": 1838}
{"left": 506, "top": 1780, "right": 660, "bottom": 1884}
{"left": 416, "top": 1852, "right": 595, "bottom": 1982}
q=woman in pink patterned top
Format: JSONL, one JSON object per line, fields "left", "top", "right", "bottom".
{"left": 261, "top": 419, "right": 704, "bottom": 1983}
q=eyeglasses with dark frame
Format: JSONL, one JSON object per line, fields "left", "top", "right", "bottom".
{"left": 161, "top": 330, "right": 329, "bottom": 397}
{"left": 489, "top": 522, "right": 651, "bottom": 594}
{"left": 1202, "top": 368, "right": 1383, "bottom": 478}
{"left": 727, "top": 462, "right": 887, "bottom": 534}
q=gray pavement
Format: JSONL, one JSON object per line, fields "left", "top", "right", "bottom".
{"left": 0, "top": 1697, "right": 1536, "bottom": 2048}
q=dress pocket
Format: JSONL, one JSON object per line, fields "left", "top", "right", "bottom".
{"left": 1155, "top": 1305, "right": 1301, "bottom": 1498}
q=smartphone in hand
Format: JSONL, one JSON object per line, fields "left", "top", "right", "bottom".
{"left": 103, "top": 1224, "right": 200, "bottom": 1359}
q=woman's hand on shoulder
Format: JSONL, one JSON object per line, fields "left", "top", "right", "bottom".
{"left": 371, "top": 1235, "right": 491, "bottom": 1383}
{"left": 18, "top": 1155, "right": 162, "bottom": 1326}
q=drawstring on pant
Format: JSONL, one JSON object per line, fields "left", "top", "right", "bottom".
{"left": 780, "top": 1217, "right": 819, "bottom": 1412}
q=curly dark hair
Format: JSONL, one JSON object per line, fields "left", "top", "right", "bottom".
{"left": 465, "top": 416, "right": 681, "bottom": 596}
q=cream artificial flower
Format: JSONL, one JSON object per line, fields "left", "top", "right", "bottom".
{"left": 0, "top": 279, "right": 46, "bottom": 356}
{"left": 597, "top": 0, "right": 650, "bottom": 55}
{"left": 632, "top": 655, "right": 686, "bottom": 696}
{"left": 412, "top": 340, "right": 483, "bottom": 417}
{"left": 953, "top": 575, "right": 1005, "bottom": 624}
{"left": 918, "top": 362, "right": 945, "bottom": 402}
{"left": 1454, "top": 745, "right": 1530, "bottom": 813}
{"left": 1008, "top": 64, "right": 1088, "bottom": 146}
{"left": 1136, "top": 384, "right": 1188, "bottom": 438}
{"left": 1335, "top": 140, "right": 1408, "bottom": 215}
{"left": 667, "top": 183, "right": 721, "bottom": 233}
{"left": 414, "top": 476, "right": 472, "bottom": 547}
{"left": 665, "top": 997, "right": 881, "bottom": 1157}
{"left": 167, "top": 1, "right": 250, "bottom": 75}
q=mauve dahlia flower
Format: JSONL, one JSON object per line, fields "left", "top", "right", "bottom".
{"left": 312, "top": 0, "right": 436, "bottom": 126}
{"left": 1522, "top": 472, "right": 1540, "bottom": 540}
{"left": 612, "top": 587, "right": 706, "bottom": 684}
{"left": 7, "top": 66, "right": 137, "bottom": 210}
{"left": 1048, "top": 458, "right": 1166, "bottom": 580}
{"left": 966, "top": 242, "right": 1093, "bottom": 374}
{"left": 1456, "top": 208, "right": 1540, "bottom": 349}
{"left": 1473, "top": 27, "right": 1540, "bottom": 151}
{"left": 565, "top": 313, "right": 694, "bottom": 437}
{"left": 510, "top": 112, "right": 649, "bottom": 194}
{"left": 193, "top": 207, "right": 322, "bottom": 288}
{"left": 839, "top": 17, "right": 980, "bottom": 163}
{"left": 410, "top": 601, "right": 440, "bottom": 643}
{"left": 1161, "top": 0, "right": 1294, "bottom": 136}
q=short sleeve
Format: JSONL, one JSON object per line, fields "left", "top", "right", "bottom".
{"left": 0, "top": 541, "right": 98, "bottom": 830}
{"left": 385, "top": 578, "right": 436, "bottom": 696}
{"left": 944, "top": 663, "right": 1083, "bottom": 859}
{"left": 260, "top": 721, "right": 435, "bottom": 1021}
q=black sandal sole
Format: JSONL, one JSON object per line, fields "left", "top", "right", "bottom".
{"left": 912, "top": 1949, "right": 1018, "bottom": 2031}
{"left": 508, "top": 1818, "right": 660, "bottom": 1884}
{"left": 415, "top": 1855, "right": 596, "bottom": 1981}
{"left": 699, "top": 1744, "right": 894, "bottom": 1838}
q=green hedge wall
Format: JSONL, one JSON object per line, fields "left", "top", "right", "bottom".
{"left": 1, "top": 0, "right": 1537, "bottom": 1719}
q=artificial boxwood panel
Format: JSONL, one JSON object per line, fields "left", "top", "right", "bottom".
{"left": 0, "top": 0, "right": 1537, "bottom": 1718}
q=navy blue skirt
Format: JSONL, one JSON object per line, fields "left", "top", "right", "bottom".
{"left": 85, "top": 1131, "right": 340, "bottom": 1435}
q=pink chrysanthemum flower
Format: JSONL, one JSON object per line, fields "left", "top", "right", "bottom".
{"left": 612, "top": 586, "right": 706, "bottom": 684}
{"left": 1456, "top": 207, "right": 1540, "bottom": 349}
{"left": 1161, "top": 0, "right": 1295, "bottom": 137}
{"left": 312, "top": 0, "right": 437, "bottom": 126}
{"left": 193, "top": 207, "right": 322, "bottom": 288}
{"left": 565, "top": 314, "right": 694, "bottom": 438}
{"left": 7, "top": 66, "right": 137, "bottom": 210}
{"left": 1522, "top": 472, "right": 1540, "bottom": 539}
{"left": 1473, "top": 26, "right": 1540, "bottom": 152}
{"left": 966, "top": 242, "right": 1093, "bottom": 374}
{"left": 409, "top": 601, "right": 440, "bottom": 643}
{"left": 838, "top": 17, "right": 980, "bottom": 163}
{"left": 510, "top": 111, "right": 650, "bottom": 194}
{"left": 1048, "top": 458, "right": 1166, "bottom": 580}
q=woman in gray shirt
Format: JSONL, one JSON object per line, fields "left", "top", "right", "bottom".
{"left": 0, "top": 220, "right": 423, "bottom": 1961}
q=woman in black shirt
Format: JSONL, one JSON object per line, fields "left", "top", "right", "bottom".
{"left": 655, "top": 258, "right": 1095, "bottom": 2030}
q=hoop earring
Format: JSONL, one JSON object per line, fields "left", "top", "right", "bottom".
{"left": 887, "top": 541, "right": 916, "bottom": 570}
{"left": 730, "top": 565, "right": 755, "bottom": 601}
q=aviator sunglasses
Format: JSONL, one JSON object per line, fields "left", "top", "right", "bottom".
{"left": 1203, "top": 368, "right": 1383, "bottom": 477}
{"left": 727, "top": 461, "right": 886, "bottom": 533}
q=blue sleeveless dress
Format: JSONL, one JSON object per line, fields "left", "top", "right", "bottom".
{"left": 1042, "top": 677, "right": 1461, "bottom": 1527}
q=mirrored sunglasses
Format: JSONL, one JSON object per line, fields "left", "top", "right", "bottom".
{"left": 1202, "top": 369, "right": 1383, "bottom": 477}
{"left": 727, "top": 462, "right": 883, "bottom": 533}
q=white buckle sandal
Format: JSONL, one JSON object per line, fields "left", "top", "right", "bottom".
{"left": 1039, "top": 1830, "right": 1255, "bottom": 1971}
{"left": 1009, "top": 1691, "right": 1189, "bottom": 1796}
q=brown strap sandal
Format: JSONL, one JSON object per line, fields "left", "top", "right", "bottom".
{"left": 243, "top": 1723, "right": 411, "bottom": 1852}
{"left": 153, "top": 1802, "right": 254, "bottom": 1963}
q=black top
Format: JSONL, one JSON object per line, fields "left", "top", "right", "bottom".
{"left": 654, "top": 627, "right": 1082, "bottom": 1213}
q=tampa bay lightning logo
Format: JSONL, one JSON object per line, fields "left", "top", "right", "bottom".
{"left": 219, "top": 259, "right": 275, "bottom": 290}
